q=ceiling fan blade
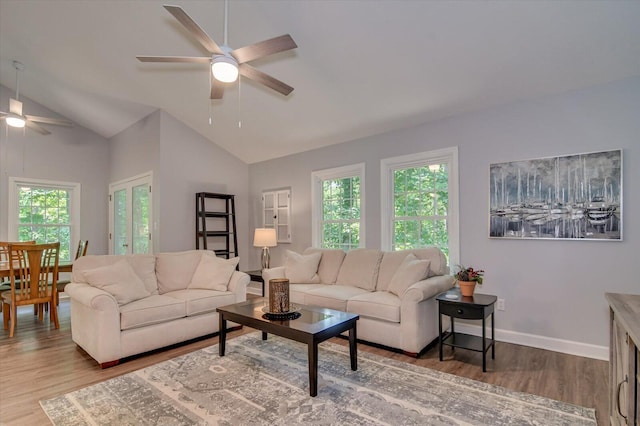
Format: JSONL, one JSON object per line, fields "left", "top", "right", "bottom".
{"left": 239, "top": 64, "right": 294, "bottom": 96}
{"left": 25, "top": 115, "right": 73, "bottom": 127}
{"left": 137, "top": 56, "right": 211, "bottom": 64}
{"left": 232, "top": 34, "right": 297, "bottom": 64}
{"left": 25, "top": 120, "right": 51, "bottom": 135}
{"left": 210, "top": 69, "right": 224, "bottom": 99}
{"left": 163, "top": 5, "right": 223, "bottom": 55}
{"left": 9, "top": 98, "right": 23, "bottom": 115}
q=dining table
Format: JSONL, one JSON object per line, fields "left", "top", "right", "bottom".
{"left": 0, "top": 261, "right": 73, "bottom": 279}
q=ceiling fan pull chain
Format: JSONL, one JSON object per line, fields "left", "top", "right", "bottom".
{"left": 223, "top": 0, "right": 229, "bottom": 46}
{"left": 238, "top": 76, "right": 242, "bottom": 129}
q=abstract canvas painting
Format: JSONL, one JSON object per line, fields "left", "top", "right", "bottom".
{"left": 489, "top": 150, "right": 622, "bottom": 240}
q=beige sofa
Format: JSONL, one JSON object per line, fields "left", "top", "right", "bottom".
{"left": 65, "top": 250, "right": 248, "bottom": 367}
{"left": 263, "top": 247, "right": 455, "bottom": 355}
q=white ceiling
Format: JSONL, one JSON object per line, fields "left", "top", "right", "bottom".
{"left": 1, "top": 0, "right": 640, "bottom": 164}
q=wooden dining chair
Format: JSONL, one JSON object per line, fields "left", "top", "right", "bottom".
{"left": 54, "top": 240, "right": 88, "bottom": 305}
{"left": 2, "top": 242, "right": 60, "bottom": 337}
{"left": 0, "top": 241, "right": 36, "bottom": 313}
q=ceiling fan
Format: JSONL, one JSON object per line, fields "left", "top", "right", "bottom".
{"left": 137, "top": 2, "right": 297, "bottom": 100}
{"left": 0, "top": 61, "right": 73, "bottom": 135}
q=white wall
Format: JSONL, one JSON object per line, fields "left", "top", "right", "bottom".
{"left": 249, "top": 76, "right": 640, "bottom": 358}
{"left": 158, "top": 111, "right": 250, "bottom": 269}
{"left": 107, "top": 111, "right": 250, "bottom": 268}
{"left": 0, "top": 85, "right": 110, "bottom": 254}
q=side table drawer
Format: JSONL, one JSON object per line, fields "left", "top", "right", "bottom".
{"left": 440, "top": 302, "right": 484, "bottom": 319}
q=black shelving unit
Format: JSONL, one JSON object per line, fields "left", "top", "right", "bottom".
{"left": 195, "top": 192, "right": 237, "bottom": 258}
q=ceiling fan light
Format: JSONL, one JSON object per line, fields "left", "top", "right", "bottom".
{"left": 211, "top": 56, "right": 238, "bottom": 83}
{"left": 6, "top": 113, "right": 26, "bottom": 128}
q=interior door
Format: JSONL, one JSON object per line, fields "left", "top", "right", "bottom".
{"left": 109, "top": 173, "right": 152, "bottom": 255}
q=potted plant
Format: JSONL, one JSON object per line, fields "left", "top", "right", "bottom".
{"left": 454, "top": 265, "right": 484, "bottom": 297}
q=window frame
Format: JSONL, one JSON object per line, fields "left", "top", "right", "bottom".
{"left": 381, "top": 147, "right": 459, "bottom": 266}
{"left": 8, "top": 176, "right": 81, "bottom": 262}
{"left": 311, "top": 163, "right": 366, "bottom": 249}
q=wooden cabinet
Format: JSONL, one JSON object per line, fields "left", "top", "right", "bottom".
{"left": 606, "top": 293, "right": 640, "bottom": 425}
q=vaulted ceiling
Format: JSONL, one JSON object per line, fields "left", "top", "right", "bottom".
{"left": 1, "top": 0, "right": 639, "bottom": 163}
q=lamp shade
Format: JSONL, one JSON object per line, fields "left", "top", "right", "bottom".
{"left": 253, "top": 228, "right": 277, "bottom": 247}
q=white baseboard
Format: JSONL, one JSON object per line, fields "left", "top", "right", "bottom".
{"left": 246, "top": 287, "right": 262, "bottom": 296}
{"left": 453, "top": 323, "right": 608, "bottom": 361}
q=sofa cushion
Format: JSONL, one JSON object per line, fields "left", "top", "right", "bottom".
{"left": 304, "top": 285, "right": 370, "bottom": 311}
{"left": 388, "top": 254, "right": 431, "bottom": 297}
{"left": 119, "top": 294, "right": 186, "bottom": 330}
{"left": 289, "top": 284, "right": 326, "bottom": 305}
{"left": 335, "top": 249, "right": 383, "bottom": 291}
{"left": 72, "top": 254, "right": 159, "bottom": 295}
{"left": 377, "top": 247, "right": 448, "bottom": 291}
{"left": 188, "top": 252, "right": 239, "bottom": 291}
{"left": 156, "top": 250, "right": 202, "bottom": 293}
{"left": 284, "top": 250, "right": 321, "bottom": 283}
{"left": 83, "top": 259, "right": 151, "bottom": 305}
{"left": 303, "top": 248, "right": 345, "bottom": 284}
{"left": 347, "top": 291, "right": 401, "bottom": 323}
{"left": 164, "top": 289, "right": 236, "bottom": 316}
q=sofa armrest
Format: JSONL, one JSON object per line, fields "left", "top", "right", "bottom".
{"left": 65, "top": 282, "right": 120, "bottom": 311}
{"left": 64, "top": 282, "right": 123, "bottom": 365}
{"left": 228, "top": 271, "right": 249, "bottom": 303}
{"left": 403, "top": 275, "right": 456, "bottom": 303}
{"left": 262, "top": 267, "right": 286, "bottom": 297}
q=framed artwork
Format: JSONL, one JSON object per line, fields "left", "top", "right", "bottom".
{"left": 489, "top": 149, "right": 622, "bottom": 240}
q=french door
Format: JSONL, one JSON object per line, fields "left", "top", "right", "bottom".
{"left": 109, "top": 172, "right": 152, "bottom": 255}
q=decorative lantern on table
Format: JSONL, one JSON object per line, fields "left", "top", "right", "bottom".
{"left": 269, "top": 278, "right": 290, "bottom": 313}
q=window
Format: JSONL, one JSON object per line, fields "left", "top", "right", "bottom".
{"left": 8, "top": 177, "right": 81, "bottom": 262}
{"left": 381, "top": 147, "right": 459, "bottom": 265}
{"left": 262, "top": 189, "right": 291, "bottom": 243}
{"left": 312, "top": 163, "right": 365, "bottom": 250}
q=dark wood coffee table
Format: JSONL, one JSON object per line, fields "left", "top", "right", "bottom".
{"left": 217, "top": 298, "right": 359, "bottom": 397}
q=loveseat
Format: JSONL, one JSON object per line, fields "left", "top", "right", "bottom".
{"left": 263, "top": 247, "right": 455, "bottom": 355}
{"left": 65, "top": 250, "right": 248, "bottom": 367}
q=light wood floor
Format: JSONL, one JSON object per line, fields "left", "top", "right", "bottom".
{"left": 0, "top": 299, "right": 608, "bottom": 425}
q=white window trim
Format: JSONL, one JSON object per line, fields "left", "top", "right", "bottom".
{"left": 311, "top": 163, "right": 366, "bottom": 248}
{"left": 381, "top": 147, "right": 459, "bottom": 266}
{"left": 8, "top": 176, "right": 81, "bottom": 252}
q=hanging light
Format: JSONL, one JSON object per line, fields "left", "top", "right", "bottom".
{"left": 5, "top": 113, "right": 26, "bottom": 128}
{"left": 211, "top": 55, "right": 238, "bottom": 83}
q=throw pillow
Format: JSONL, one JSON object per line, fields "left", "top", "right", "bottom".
{"left": 188, "top": 252, "right": 240, "bottom": 291}
{"left": 388, "top": 253, "right": 431, "bottom": 297}
{"left": 83, "top": 259, "right": 151, "bottom": 305}
{"left": 284, "top": 250, "right": 322, "bottom": 283}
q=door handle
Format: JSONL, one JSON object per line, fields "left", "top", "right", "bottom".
{"left": 616, "top": 374, "right": 628, "bottom": 421}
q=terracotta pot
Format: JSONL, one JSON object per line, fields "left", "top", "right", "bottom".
{"left": 458, "top": 281, "right": 476, "bottom": 297}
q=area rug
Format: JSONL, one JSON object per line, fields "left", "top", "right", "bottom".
{"left": 41, "top": 332, "right": 596, "bottom": 425}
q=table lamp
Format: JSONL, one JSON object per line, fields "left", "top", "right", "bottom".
{"left": 253, "top": 228, "right": 277, "bottom": 270}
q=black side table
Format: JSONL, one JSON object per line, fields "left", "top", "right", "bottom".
{"left": 244, "top": 270, "right": 265, "bottom": 296}
{"left": 437, "top": 289, "right": 497, "bottom": 372}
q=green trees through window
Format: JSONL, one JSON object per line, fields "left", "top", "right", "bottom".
{"left": 18, "top": 186, "right": 72, "bottom": 261}
{"left": 393, "top": 164, "right": 449, "bottom": 257}
{"left": 321, "top": 177, "right": 361, "bottom": 250}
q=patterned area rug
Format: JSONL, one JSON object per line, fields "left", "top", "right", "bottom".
{"left": 41, "top": 333, "right": 596, "bottom": 425}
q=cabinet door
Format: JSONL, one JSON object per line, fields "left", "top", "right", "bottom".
{"left": 611, "top": 316, "right": 630, "bottom": 425}
{"left": 262, "top": 189, "right": 291, "bottom": 243}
